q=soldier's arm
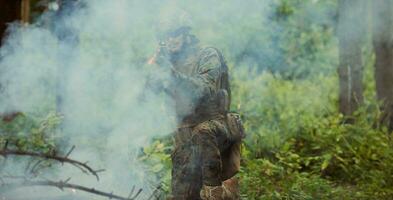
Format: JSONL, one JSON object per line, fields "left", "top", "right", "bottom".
{"left": 171, "top": 48, "right": 221, "bottom": 99}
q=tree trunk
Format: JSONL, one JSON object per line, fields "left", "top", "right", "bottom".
{"left": 0, "top": 0, "right": 22, "bottom": 46}
{"left": 372, "top": 0, "right": 393, "bottom": 130}
{"left": 337, "top": 0, "right": 366, "bottom": 119}
{"left": 21, "top": 0, "right": 30, "bottom": 23}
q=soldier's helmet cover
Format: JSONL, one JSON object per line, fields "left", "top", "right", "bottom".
{"left": 156, "top": 9, "right": 193, "bottom": 40}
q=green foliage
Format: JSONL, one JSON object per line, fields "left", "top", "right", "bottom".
{"left": 0, "top": 113, "right": 62, "bottom": 176}
{"left": 232, "top": 69, "right": 337, "bottom": 155}
{"left": 240, "top": 158, "right": 351, "bottom": 200}
{"left": 271, "top": 0, "right": 338, "bottom": 78}
{"left": 234, "top": 70, "right": 393, "bottom": 199}
{"left": 0, "top": 112, "right": 61, "bottom": 152}
{"left": 138, "top": 139, "right": 173, "bottom": 195}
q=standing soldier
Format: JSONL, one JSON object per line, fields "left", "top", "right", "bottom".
{"left": 148, "top": 20, "right": 244, "bottom": 200}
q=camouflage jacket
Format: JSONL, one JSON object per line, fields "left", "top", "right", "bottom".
{"left": 169, "top": 47, "right": 230, "bottom": 126}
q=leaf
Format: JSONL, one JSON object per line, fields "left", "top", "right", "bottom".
{"left": 151, "top": 164, "right": 164, "bottom": 173}
{"left": 321, "top": 159, "right": 329, "bottom": 171}
{"left": 321, "top": 154, "right": 332, "bottom": 171}
{"left": 370, "top": 154, "right": 378, "bottom": 161}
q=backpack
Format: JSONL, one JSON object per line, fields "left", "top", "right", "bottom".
{"left": 203, "top": 47, "right": 245, "bottom": 180}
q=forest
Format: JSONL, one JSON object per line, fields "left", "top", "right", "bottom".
{"left": 0, "top": 0, "right": 393, "bottom": 199}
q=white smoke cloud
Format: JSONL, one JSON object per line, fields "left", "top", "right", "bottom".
{"left": 0, "top": 0, "right": 175, "bottom": 199}
{"left": 0, "top": 0, "right": 277, "bottom": 199}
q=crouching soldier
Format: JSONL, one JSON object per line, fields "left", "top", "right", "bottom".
{"left": 148, "top": 21, "right": 245, "bottom": 200}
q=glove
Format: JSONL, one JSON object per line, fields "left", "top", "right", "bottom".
{"left": 200, "top": 178, "right": 240, "bottom": 200}
{"left": 154, "top": 45, "right": 172, "bottom": 68}
{"left": 200, "top": 185, "right": 234, "bottom": 200}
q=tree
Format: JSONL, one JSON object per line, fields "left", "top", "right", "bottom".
{"left": 337, "top": 0, "right": 367, "bottom": 119}
{"left": 0, "top": 0, "right": 28, "bottom": 46}
{"left": 372, "top": 0, "right": 393, "bottom": 130}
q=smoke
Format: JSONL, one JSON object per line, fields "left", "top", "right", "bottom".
{"left": 0, "top": 0, "right": 341, "bottom": 199}
{"left": 0, "top": 0, "right": 176, "bottom": 199}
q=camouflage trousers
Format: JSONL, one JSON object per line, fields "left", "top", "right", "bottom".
{"left": 170, "top": 119, "right": 239, "bottom": 200}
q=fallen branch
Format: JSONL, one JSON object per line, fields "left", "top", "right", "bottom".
{"left": 0, "top": 146, "right": 104, "bottom": 181}
{"left": 1, "top": 178, "right": 142, "bottom": 200}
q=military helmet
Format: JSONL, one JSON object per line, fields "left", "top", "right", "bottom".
{"left": 156, "top": 10, "right": 193, "bottom": 40}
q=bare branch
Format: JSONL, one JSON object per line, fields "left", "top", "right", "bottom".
{"left": 1, "top": 179, "right": 142, "bottom": 200}
{"left": 147, "top": 185, "right": 162, "bottom": 200}
{"left": 3, "top": 141, "right": 8, "bottom": 151}
{"left": 65, "top": 145, "right": 76, "bottom": 158}
{"left": 131, "top": 188, "right": 143, "bottom": 199}
{"left": 128, "top": 185, "right": 135, "bottom": 198}
{"left": 0, "top": 149, "right": 102, "bottom": 181}
{"left": 29, "top": 160, "right": 44, "bottom": 175}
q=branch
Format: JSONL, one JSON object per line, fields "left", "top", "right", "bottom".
{"left": 0, "top": 147, "right": 103, "bottom": 181}
{"left": 1, "top": 179, "right": 142, "bottom": 200}
{"left": 147, "top": 185, "right": 162, "bottom": 200}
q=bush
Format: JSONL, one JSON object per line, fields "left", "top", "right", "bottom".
{"left": 234, "top": 69, "right": 393, "bottom": 199}
{"left": 240, "top": 158, "right": 351, "bottom": 200}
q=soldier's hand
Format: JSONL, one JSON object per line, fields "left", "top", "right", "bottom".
{"left": 147, "top": 43, "right": 170, "bottom": 66}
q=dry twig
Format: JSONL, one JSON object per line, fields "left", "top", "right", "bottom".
{"left": 0, "top": 142, "right": 146, "bottom": 200}
{"left": 0, "top": 145, "right": 104, "bottom": 181}
{"left": 1, "top": 178, "right": 142, "bottom": 200}
{"left": 147, "top": 185, "right": 162, "bottom": 200}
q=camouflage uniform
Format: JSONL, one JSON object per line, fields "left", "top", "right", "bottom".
{"left": 166, "top": 47, "right": 241, "bottom": 200}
